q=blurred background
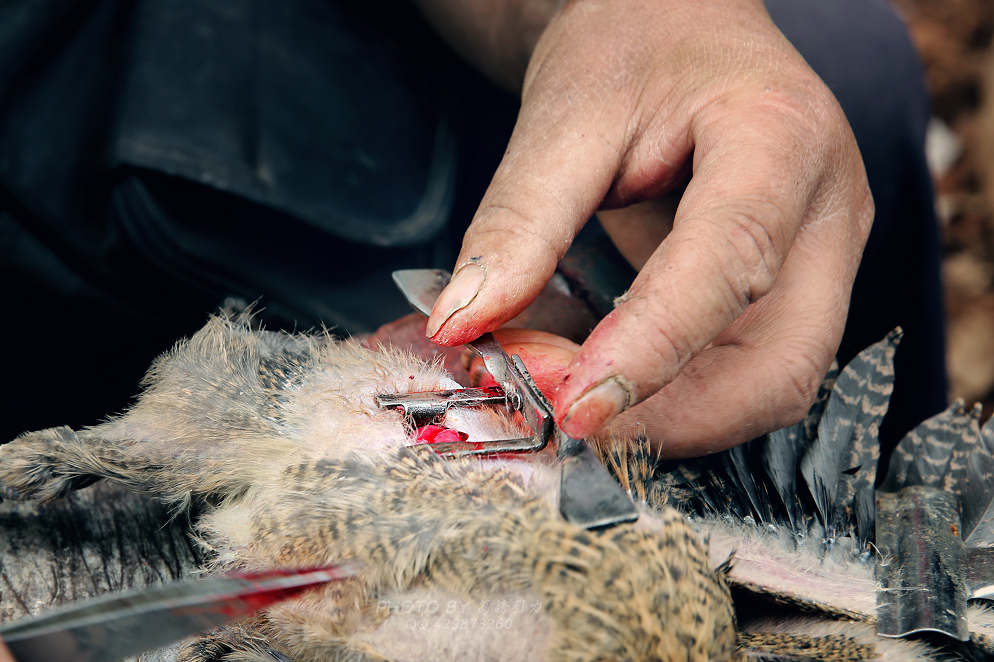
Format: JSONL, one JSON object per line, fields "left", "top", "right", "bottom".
{"left": 892, "top": 0, "right": 994, "bottom": 418}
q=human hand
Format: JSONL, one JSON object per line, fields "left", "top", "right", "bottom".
{"left": 421, "top": 0, "right": 873, "bottom": 455}
{"left": 0, "top": 639, "right": 14, "bottom": 662}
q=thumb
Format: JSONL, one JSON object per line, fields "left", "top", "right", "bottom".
{"left": 424, "top": 58, "right": 634, "bottom": 345}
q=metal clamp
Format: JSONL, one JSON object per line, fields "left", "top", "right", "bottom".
{"left": 376, "top": 354, "right": 554, "bottom": 458}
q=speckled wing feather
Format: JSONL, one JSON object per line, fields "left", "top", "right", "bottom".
{"left": 968, "top": 416, "right": 994, "bottom": 545}
{"left": 656, "top": 331, "right": 898, "bottom": 554}
{"left": 882, "top": 401, "right": 962, "bottom": 490}
{"left": 799, "top": 329, "right": 899, "bottom": 544}
{"left": 883, "top": 399, "right": 994, "bottom": 545}
{"left": 804, "top": 361, "right": 840, "bottom": 445}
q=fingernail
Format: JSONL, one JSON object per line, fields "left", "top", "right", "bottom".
{"left": 560, "top": 376, "right": 633, "bottom": 438}
{"left": 426, "top": 264, "right": 486, "bottom": 338}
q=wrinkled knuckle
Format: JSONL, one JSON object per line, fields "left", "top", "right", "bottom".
{"left": 783, "top": 369, "right": 820, "bottom": 422}
{"left": 773, "top": 351, "right": 826, "bottom": 429}
{"left": 719, "top": 207, "right": 782, "bottom": 303}
{"left": 613, "top": 295, "right": 692, "bottom": 380}
{"left": 470, "top": 205, "right": 566, "bottom": 263}
{"left": 810, "top": 97, "right": 856, "bottom": 162}
{"left": 856, "top": 187, "right": 875, "bottom": 236}
{"left": 753, "top": 87, "right": 812, "bottom": 129}
{"left": 637, "top": 324, "right": 695, "bottom": 390}
{"left": 808, "top": 86, "right": 846, "bottom": 125}
{"left": 648, "top": 324, "right": 693, "bottom": 375}
{"left": 759, "top": 82, "right": 844, "bottom": 154}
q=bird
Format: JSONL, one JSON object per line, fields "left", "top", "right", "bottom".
{"left": 0, "top": 314, "right": 983, "bottom": 661}
{"left": 0, "top": 314, "right": 736, "bottom": 662}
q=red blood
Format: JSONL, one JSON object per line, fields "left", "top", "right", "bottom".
{"left": 169, "top": 566, "right": 351, "bottom": 620}
{"left": 474, "top": 370, "right": 499, "bottom": 388}
{"left": 415, "top": 425, "right": 469, "bottom": 444}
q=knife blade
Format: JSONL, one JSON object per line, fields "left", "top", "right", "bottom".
{"left": 0, "top": 562, "right": 360, "bottom": 662}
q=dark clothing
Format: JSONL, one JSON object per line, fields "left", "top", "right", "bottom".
{"left": 0, "top": 0, "right": 946, "bottom": 468}
{"left": 765, "top": 0, "right": 949, "bottom": 473}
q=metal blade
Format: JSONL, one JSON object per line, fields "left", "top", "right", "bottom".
{"left": 465, "top": 332, "right": 518, "bottom": 400}
{"left": 964, "top": 546, "right": 994, "bottom": 601}
{"left": 376, "top": 386, "right": 508, "bottom": 428}
{"left": 559, "top": 432, "right": 640, "bottom": 528}
{"left": 392, "top": 268, "right": 450, "bottom": 318}
{"left": 875, "top": 487, "right": 968, "bottom": 641}
{"left": 0, "top": 563, "right": 360, "bottom": 662}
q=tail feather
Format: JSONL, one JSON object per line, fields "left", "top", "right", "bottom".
{"left": 762, "top": 424, "right": 805, "bottom": 532}
{"left": 655, "top": 329, "right": 900, "bottom": 553}
{"left": 884, "top": 399, "right": 994, "bottom": 546}
{"left": 800, "top": 328, "right": 899, "bottom": 542}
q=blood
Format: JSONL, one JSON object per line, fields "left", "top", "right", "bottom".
{"left": 415, "top": 424, "right": 469, "bottom": 444}
{"left": 169, "top": 566, "right": 351, "bottom": 620}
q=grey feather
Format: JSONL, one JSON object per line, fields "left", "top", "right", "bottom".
{"left": 884, "top": 399, "right": 994, "bottom": 545}
{"left": 883, "top": 400, "right": 971, "bottom": 491}
{"left": 723, "top": 441, "right": 768, "bottom": 523}
{"left": 761, "top": 424, "right": 804, "bottom": 531}
{"left": 965, "top": 414, "right": 994, "bottom": 545}
{"left": 799, "top": 328, "right": 899, "bottom": 539}
{"left": 803, "top": 360, "right": 840, "bottom": 445}
{"left": 759, "top": 360, "right": 840, "bottom": 535}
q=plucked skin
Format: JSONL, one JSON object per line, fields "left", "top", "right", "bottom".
{"left": 0, "top": 316, "right": 736, "bottom": 662}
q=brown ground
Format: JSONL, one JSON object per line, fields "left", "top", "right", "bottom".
{"left": 889, "top": 0, "right": 994, "bottom": 417}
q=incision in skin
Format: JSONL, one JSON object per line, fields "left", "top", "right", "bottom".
{"left": 415, "top": 424, "right": 470, "bottom": 444}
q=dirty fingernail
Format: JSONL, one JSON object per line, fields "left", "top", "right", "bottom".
{"left": 426, "top": 264, "right": 485, "bottom": 338}
{"left": 561, "top": 377, "right": 632, "bottom": 438}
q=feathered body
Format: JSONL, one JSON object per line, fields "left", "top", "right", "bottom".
{"left": 0, "top": 317, "right": 735, "bottom": 662}
{"left": 3, "top": 315, "right": 993, "bottom": 661}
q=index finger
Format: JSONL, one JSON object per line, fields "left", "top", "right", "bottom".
{"left": 556, "top": 99, "right": 870, "bottom": 438}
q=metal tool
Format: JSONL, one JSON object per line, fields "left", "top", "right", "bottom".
{"left": 379, "top": 268, "right": 553, "bottom": 457}
{"left": 0, "top": 562, "right": 360, "bottom": 662}
{"left": 876, "top": 486, "right": 994, "bottom": 641}
{"left": 381, "top": 268, "right": 638, "bottom": 529}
